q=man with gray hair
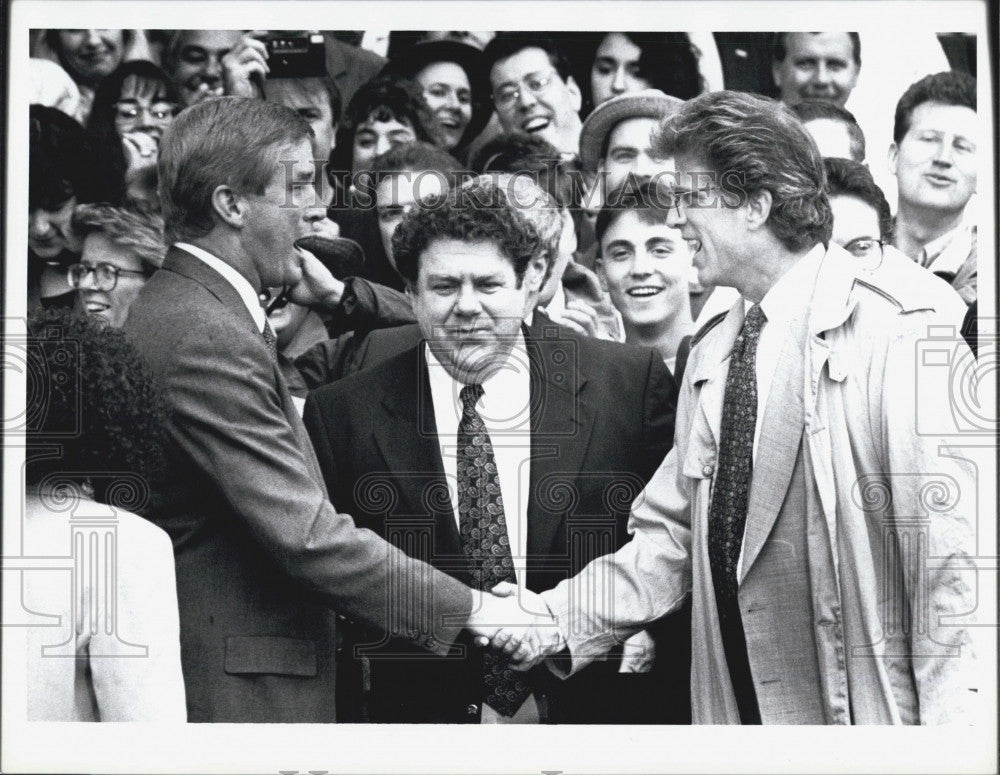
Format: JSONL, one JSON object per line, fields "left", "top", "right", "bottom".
{"left": 123, "top": 96, "right": 518, "bottom": 722}
{"left": 493, "top": 90, "right": 979, "bottom": 726}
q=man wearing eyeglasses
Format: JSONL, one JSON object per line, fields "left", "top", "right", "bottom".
{"left": 483, "top": 33, "right": 584, "bottom": 157}
{"left": 490, "top": 91, "right": 979, "bottom": 726}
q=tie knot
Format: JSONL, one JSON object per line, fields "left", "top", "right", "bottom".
{"left": 743, "top": 304, "right": 766, "bottom": 336}
{"left": 460, "top": 383, "right": 484, "bottom": 410}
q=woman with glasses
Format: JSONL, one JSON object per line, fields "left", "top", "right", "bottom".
{"left": 84, "top": 60, "right": 180, "bottom": 206}
{"left": 68, "top": 203, "right": 166, "bottom": 328}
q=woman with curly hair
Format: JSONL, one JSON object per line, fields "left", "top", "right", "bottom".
{"left": 23, "top": 307, "right": 185, "bottom": 721}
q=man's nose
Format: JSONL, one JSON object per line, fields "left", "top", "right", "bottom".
{"left": 444, "top": 90, "right": 460, "bottom": 110}
{"left": 204, "top": 55, "right": 223, "bottom": 79}
{"left": 375, "top": 135, "right": 394, "bottom": 157}
{"left": 515, "top": 85, "right": 537, "bottom": 110}
{"left": 630, "top": 248, "right": 656, "bottom": 276}
{"left": 84, "top": 29, "right": 102, "bottom": 48}
{"left": 454, "top": 284, "right": 483, "bottom": 316}
{"left": 666, "top": 203, "right": 685, "bottom": 228}
{"left": 933, "top": 138, "right": 955, "bottom": 166}
{"left": 813, "top": 62, "right": 834, "bottom": 85}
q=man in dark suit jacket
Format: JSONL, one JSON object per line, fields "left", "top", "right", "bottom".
{"left": 303, "top": 176, "right": 680, "bottom": 723}
{"left": 123, "top": 97, "right": 515, "bottom": 722}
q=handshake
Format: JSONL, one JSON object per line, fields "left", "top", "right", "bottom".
{"left": 465, "top": 582, "right": 566, "bottom": 671}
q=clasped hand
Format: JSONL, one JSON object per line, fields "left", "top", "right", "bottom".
{"left": 466, "top": 582, "right": 565, "bottom": 671}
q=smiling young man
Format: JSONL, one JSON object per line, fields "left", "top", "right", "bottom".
{"left": 771, "top": 32, "right": 860, "bottom": 108}
{"left": 483, "top": 33, "right": 583, "bottom": 156}
{"left": 890, "top": 70, "right": 978, "bottom": 304}
{"left": 595, "top": 180, "right": 694, "bottom": 372}
{"left": 304, "top": 176, "right": 680, "bottom": 724}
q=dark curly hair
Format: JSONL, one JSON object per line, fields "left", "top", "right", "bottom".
{"left": 25, "top": 307, "right": 169, "bottom": 513}
{"left": 391, "top": 180, "right": 541, "bottom": 286}
{"left": 893, "top": 70, "right": 976, "bottom": 144}
{"left": 331, "top": 74, "right": 435, "bottom": 173}
{"left": 29, "top": 104, "right": 91, "bottom": 212}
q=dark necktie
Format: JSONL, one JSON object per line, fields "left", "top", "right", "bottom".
{"left": 457, "top": 383, "right": 532, "bottom": 718}
{"left": 262, "top": 319, "right": 278, "bottom": 362}
{"left": 707, "top": 303, "right": 766, "bottom": 724}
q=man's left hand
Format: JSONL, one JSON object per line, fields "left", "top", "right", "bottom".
{"left": 287, "top": 246, "right": 345, "bottom": 311}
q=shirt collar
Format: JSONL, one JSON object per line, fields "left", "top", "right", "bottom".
{"left": 747, "top": 243, "right": 826, "bottom": 325}
{"left": 424, "top": 330, "right": 529, "bottom": 409}
{"left": 919, "top": 222, "right": 974, "bottom": 274}
{"left": 175, "top": 243, "right": 266, "bottom": 333}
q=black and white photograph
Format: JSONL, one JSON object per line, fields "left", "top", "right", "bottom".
{"left": 1, "top": 1, "right": 996, "bottom": 773}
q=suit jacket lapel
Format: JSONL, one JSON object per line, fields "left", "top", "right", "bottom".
{"left": 371, "top": 346, "right": 462, "bottom": 557}
{"left": 739, "top": 303, "right": 810, "bottom": 583}
{"left": 525, "top": 327, "right": 593, "bottom": 559}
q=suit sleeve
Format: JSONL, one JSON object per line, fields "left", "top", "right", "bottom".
{"left": 167, "top": 319, "right": 471, "bottom": 655}
{"left": 541, "top": 353, "right": 694, "bottom": 676}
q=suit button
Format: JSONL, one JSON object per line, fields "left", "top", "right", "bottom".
{"left": 466, "top": 703, "right": 479, "bottom": 716}
{"left": 702, "top": 464, "right": 714, "bottom": 477}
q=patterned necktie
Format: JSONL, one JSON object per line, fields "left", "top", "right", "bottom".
{"left": 456, "top": 383, "right": 532, "bottom": 718}
{"left": 262, "top": 319, "right": 278, "bottom": 362}
{"left": 707, "top": 303, "right": 766, "bottom": 724}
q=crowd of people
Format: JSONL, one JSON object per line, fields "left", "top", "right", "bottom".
{"left": 22, "top": 29, "right": 983, "bottom": 726}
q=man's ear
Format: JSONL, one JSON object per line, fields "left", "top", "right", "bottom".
{"left": 566, "top": 74, "right": 582, "bottom": 114}
{"left": 745, "top": 188, "right": 773, "bottom": 233}
{"left": 887, "top": 142, "right": 899, "bottom": 176}
{"left": 211, "top": 184, "right": 246, "bottom": 228}
{"left": 525, "top": 252, "right": 549, "bottom": 293}
{"left": 595, "top": 258, "right": 609, "bottom": 292}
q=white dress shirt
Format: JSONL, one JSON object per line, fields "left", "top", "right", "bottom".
{"left": 424, "top": 335, "right": 538, "bottom": 723}
{"left": 175, "top": 243, "right": 266, "bottom": 334}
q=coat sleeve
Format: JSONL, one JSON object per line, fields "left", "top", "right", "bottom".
{"left": 879, "top": 319, "right": 981, "bottom": 724}
{"left": 541, "top": 353, "right": 694, "bottom": 676}
{"left": 166, "top": 318, "right": 471, "bottom": 655}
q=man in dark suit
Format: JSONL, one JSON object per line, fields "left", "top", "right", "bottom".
{"left": 303, "top": 176, "right": 680, "bottom": 723}
{"left": 124, "top": 97, "right": 517, "bottom": 722}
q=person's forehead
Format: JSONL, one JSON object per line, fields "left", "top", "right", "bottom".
{"left": 119, "top": 75, "right": 170, "bottom": 101}
{"left": 358, "top": 115, "right": 412, "bottom": 133}
{"left": 907, "top": 101, "right": 978, "bottom": 136}
{"left": 786, "top": 32, "right": 853, "bottom": 60}
{"left": 377, "top": 171, "right": 446, "bottom": 204}
{"left": 596, "top": 32, "right": 642, "bottom": 62}
{"left": 416, "top": 61, "right": 470, "bottom": 87}
{"left": 603, "top": 209, "right": 675, "bottom": 241}
{"left": 82, "top": 231, "right": 144, "bottom": 268}
{"left": 420, "top": 238, "right": 514, "bottom": 273}
{"left": 830, "top": 195, "right": 881, "bottom": 236}
{"left": 804, "top": 118, "right": 853, "bottom": 153}
{"left": 491, "top": 46, "right": 555, "bottom": 84}
{"left": 607, "top": 116, "right": 659, "bottom": 151}
{"left": 179, "top": 29, "right": 242, "bottom": 51}
{"left": 264, "top": 80, "right": 329, "bottom": 112}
